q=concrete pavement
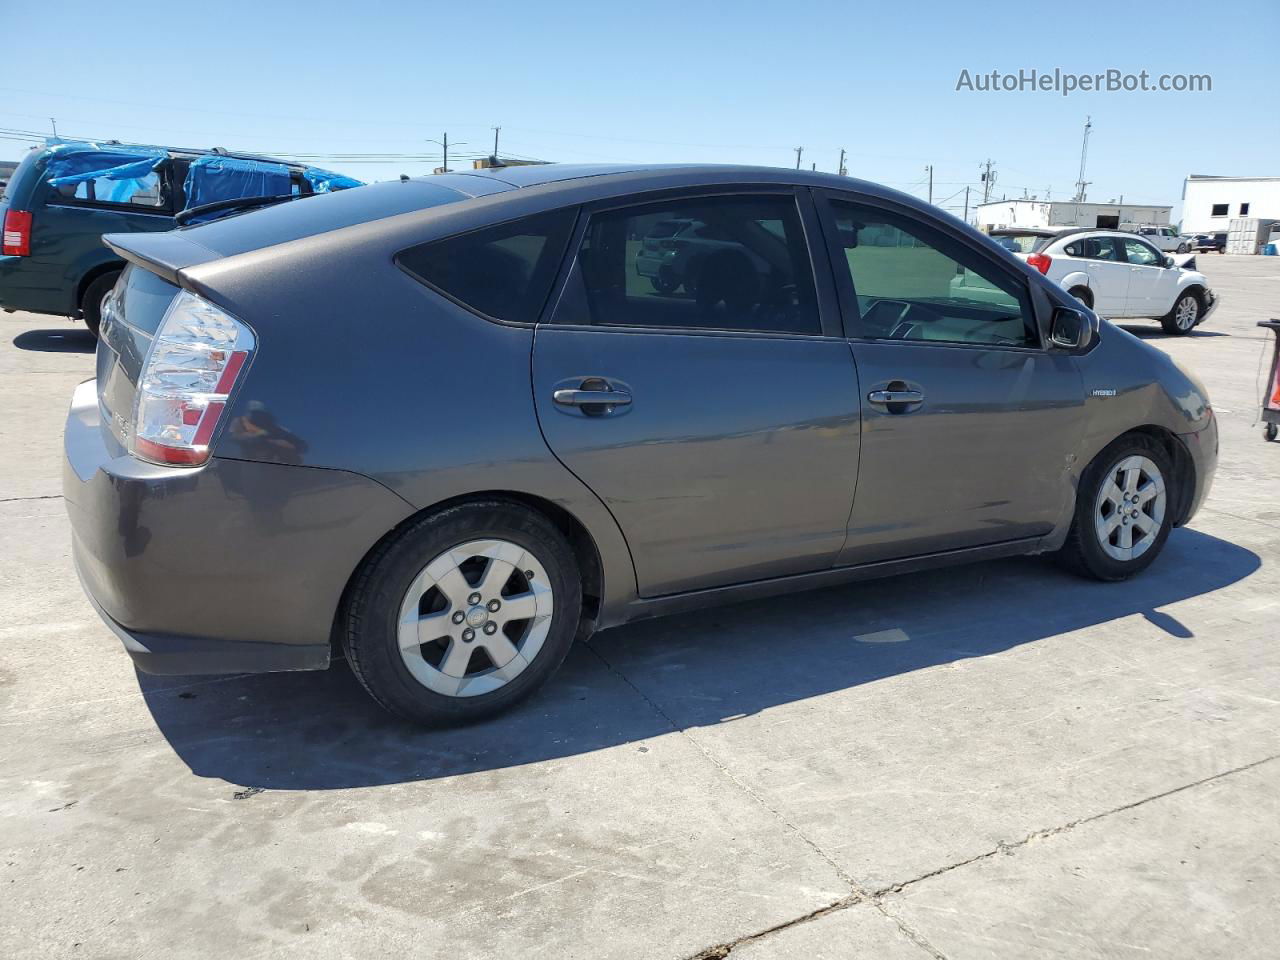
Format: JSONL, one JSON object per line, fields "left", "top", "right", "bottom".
{"left": 2, "top": 255, "right": 1277, "bottom": 958}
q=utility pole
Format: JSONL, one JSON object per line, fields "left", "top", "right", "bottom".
{"left": 838, "top": 148, "right": 847, "bottom": 177}
{"left": 794, "top": 146, "right": 804, "bottom": 169}
{"left": 427, "top": 133, "right": 466, "bottom": 173}
{"left": 980, "top": 159, "right": 997, "bottom": 203}
{"left": 492, "top": 126, "right": 501, "bottom": 160}
{"left": 926, "top": 165, "right": 933, "bottom": 204}
{"left": 50, "top": 117, "right": 58, "bottom": 137}
{"left": 1073, "top": 116, "right": 1092, "bottom": 202}
{"left": 963, "top": 186, "right": 970, "bottom": 222}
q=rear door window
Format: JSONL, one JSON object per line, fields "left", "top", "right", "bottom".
{"left": 552, "top": 194, "right": 821, "bottom": 335}
{"left": 397, "top": 209, "right": 577, "bottom": 325}
{"left": 1065, "top": 237, "right": 1122, "bottom": 261}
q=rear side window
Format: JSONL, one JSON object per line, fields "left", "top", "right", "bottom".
{"left": 552, "top": 194, "right": 820, "bottom": 335}
{"left": 54, "top": 170, "right": 165, "bottom": 208}
{"left": 398, "top": 209, "right": 577, "bottom": 324}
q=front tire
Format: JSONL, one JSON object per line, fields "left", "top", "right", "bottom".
{"left": 81, "top": 271, "right": 120, "bottom": 337}
{"left": 1057, "top": 434, "right": 1175, "bottom": 581}
{"left": 1160, "top": 290, "right": 1200, "bottom": 335}
{"left": 342, "top": 500, "right": 582, "bottom": 726}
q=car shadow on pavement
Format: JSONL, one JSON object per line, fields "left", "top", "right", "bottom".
{"left": 13, "top": 328, "right": 97, "bottom": 353}
{"left": 138, "top": 526, "right": 1259, "bottom": 791}
{"left": 1116, "top": 324, "right": 1230, "bottom": 339}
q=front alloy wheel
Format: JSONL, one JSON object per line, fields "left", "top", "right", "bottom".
{"left": 1093, "top": 455, "right": 1166, "bottom": 562}
{"left": 1059, "top": 434, "right": 1176, "bottom": 581}
{"left": 1161, "top": 291, "right": 1199, "bottom": 335}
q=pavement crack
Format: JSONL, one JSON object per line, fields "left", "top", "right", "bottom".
{"left": 0, "top": 494, "right": 62, "bottom": 503}
{"left": 584, "top": 641, "right": 864, "bottom": 895}
{"left": 877, "top": 752, "right": 1280, "bottom": 897}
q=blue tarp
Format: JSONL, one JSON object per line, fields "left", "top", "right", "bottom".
{"left": 44, "top": 143, "right": 167, "bottom": 200}
{"left": 183, "top": 155, "right": 292, "bottom": 210}
{"left": 302, "top": 167, "right": 363, "bottom": 193}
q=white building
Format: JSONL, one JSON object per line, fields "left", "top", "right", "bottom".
{"left": 1181, "top": 176, "right": 1280, "bottom": 235}
{"left": 973, "top": 199, "right": 1172, "bottom": 232}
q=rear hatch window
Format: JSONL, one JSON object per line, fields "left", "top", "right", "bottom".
{"left": 174, "top": 179, "right": 474, "bottom": 257}
{"left": 96, "top": 265, "right": 181, "bottom": 454}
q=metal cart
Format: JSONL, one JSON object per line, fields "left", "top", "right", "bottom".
{"left": 1262, "top": 319, "right": 1280, "bottom": 442}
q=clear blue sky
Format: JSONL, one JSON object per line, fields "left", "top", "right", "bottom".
{"left": 2, "top": 0, "right": 1276, "bottom": 223}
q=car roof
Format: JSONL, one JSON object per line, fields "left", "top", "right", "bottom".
{"left": 990, "top": 228, "right": 1060, "bottom": 237}
{"left": 1049, "top": 227, "right": 1156, "bottom": 245}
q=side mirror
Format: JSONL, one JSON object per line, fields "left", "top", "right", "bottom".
{"left": 1050, "top": 305, "right": 1090, "bottom": 350}
{"left": 1163, "top": 255, "right": 1176, "bottom": 268}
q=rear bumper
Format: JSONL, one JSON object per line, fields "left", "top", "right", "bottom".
{"left": 63, "top": 380, "right": 415, "bottom": 675}
{"left": 1176, "top": 411, "right": 1218, "bottom": 525}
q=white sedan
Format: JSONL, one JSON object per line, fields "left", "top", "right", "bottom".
{"left": 992, "top": 229, "right": 1218, "bottom": 335}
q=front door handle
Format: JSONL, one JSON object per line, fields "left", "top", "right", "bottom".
{"left": 867, "top": 389, "right": 924, "bottom": 405}
{"left": 553, "top": 388, "right": 633, "bottom": 407}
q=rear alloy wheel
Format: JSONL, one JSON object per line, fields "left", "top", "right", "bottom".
{"left": 81, "top": 271, "right": 120, "bottom": 338}
{"left": 1160, "top": 290, "right": 1199, "bottom": 336}
{"left": 343, "top": 501, "right": 581, "bottom": 725}
{"left": 1058, "top": 435, "right": 1175, "bottom": 581}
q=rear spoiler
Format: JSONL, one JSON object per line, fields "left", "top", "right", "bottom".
{"left": 102, "top": 230, "right": 222, "bottom": 285}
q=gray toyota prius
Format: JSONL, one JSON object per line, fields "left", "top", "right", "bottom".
{"left": 64, "top": 164, "right": 1218, "bottom": 725}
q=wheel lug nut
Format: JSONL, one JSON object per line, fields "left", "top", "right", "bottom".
{"left": 452, "top": 611, "right": 465, "bottom": 624}
{"left": 487, "top": 599, "right": 501, "bottom": 612}
{"left": 462, "top": 628, "right": 475, "bottom": 641}
{"left": 525, "top": 570, "right": 535, "bottom": 579}
{"left": 483, "top": 622, "right": 497, "bottom": 635}
{"left": 468, "top": 592, "right": 481, "bottom": 605}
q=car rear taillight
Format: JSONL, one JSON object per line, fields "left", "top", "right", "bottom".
{"left": 1026, "top": 252, "right": 1052, "bottom": 275}
{"left": 2, "top": 209, "right": 32, "bottom": 256}
{"left": 132, "top": 290, "right": 255, "bottom": 466}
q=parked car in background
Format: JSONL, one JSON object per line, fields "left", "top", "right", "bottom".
{"left": 0, "top": 139, "right": 360, "bottom": 334}
{"left": 1190, "top": 233, "right": 1226, "bottom": 254}
{"left": 1019, "top": 229, "right": 1218, "bottom": 334}
{"left": 1134, "top": 225, "right": 1191, "bottom": 254}
{"left": 65, "top": 164, "right": 1217, "bottom": 725}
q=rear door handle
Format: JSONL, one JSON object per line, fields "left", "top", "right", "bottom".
{"left": 867, "top": 389, "right": 924, "bottom": 405}
{"left": 553, "top": 389, "right": 633, "bottom": 407}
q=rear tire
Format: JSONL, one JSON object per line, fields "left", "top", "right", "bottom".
{"left": 1159, "top": 290, "right": 1200, "bottom": 336}
{"left": 342, "top": 500, "right": 582, "bottom": 726}
{"left": 1067, "top": 286, "right": 1093, "bottom": 310}
{"left": 1265, "top": 423, "right": 1279, "bottom": 442}
{"left": 1057, "top": 434, "right": 1175, "bottom": 581}
{"left": 1176, "top": 243, "right": 1188, "bottom": 254}
{"left": 80, "top": 271, "right": 120, "bottom": 338}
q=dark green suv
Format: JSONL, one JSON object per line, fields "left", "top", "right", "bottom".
{"left": 0, "top": 140, "right": 359, "bottom": 334}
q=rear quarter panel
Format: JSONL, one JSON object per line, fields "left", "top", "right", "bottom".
{"left": 180, "top": 200, "right": 639, "bottom": 624}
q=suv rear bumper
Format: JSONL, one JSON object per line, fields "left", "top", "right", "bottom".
{"left": 63, "top": 380, "right": 414, "bottom": 675}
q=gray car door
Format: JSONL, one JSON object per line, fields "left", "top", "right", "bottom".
{"left": 532, "top": 189, "right": 861, "bottom": 596}
{"left": 816, "top": 192, "right": 1086, "bottom": 566}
